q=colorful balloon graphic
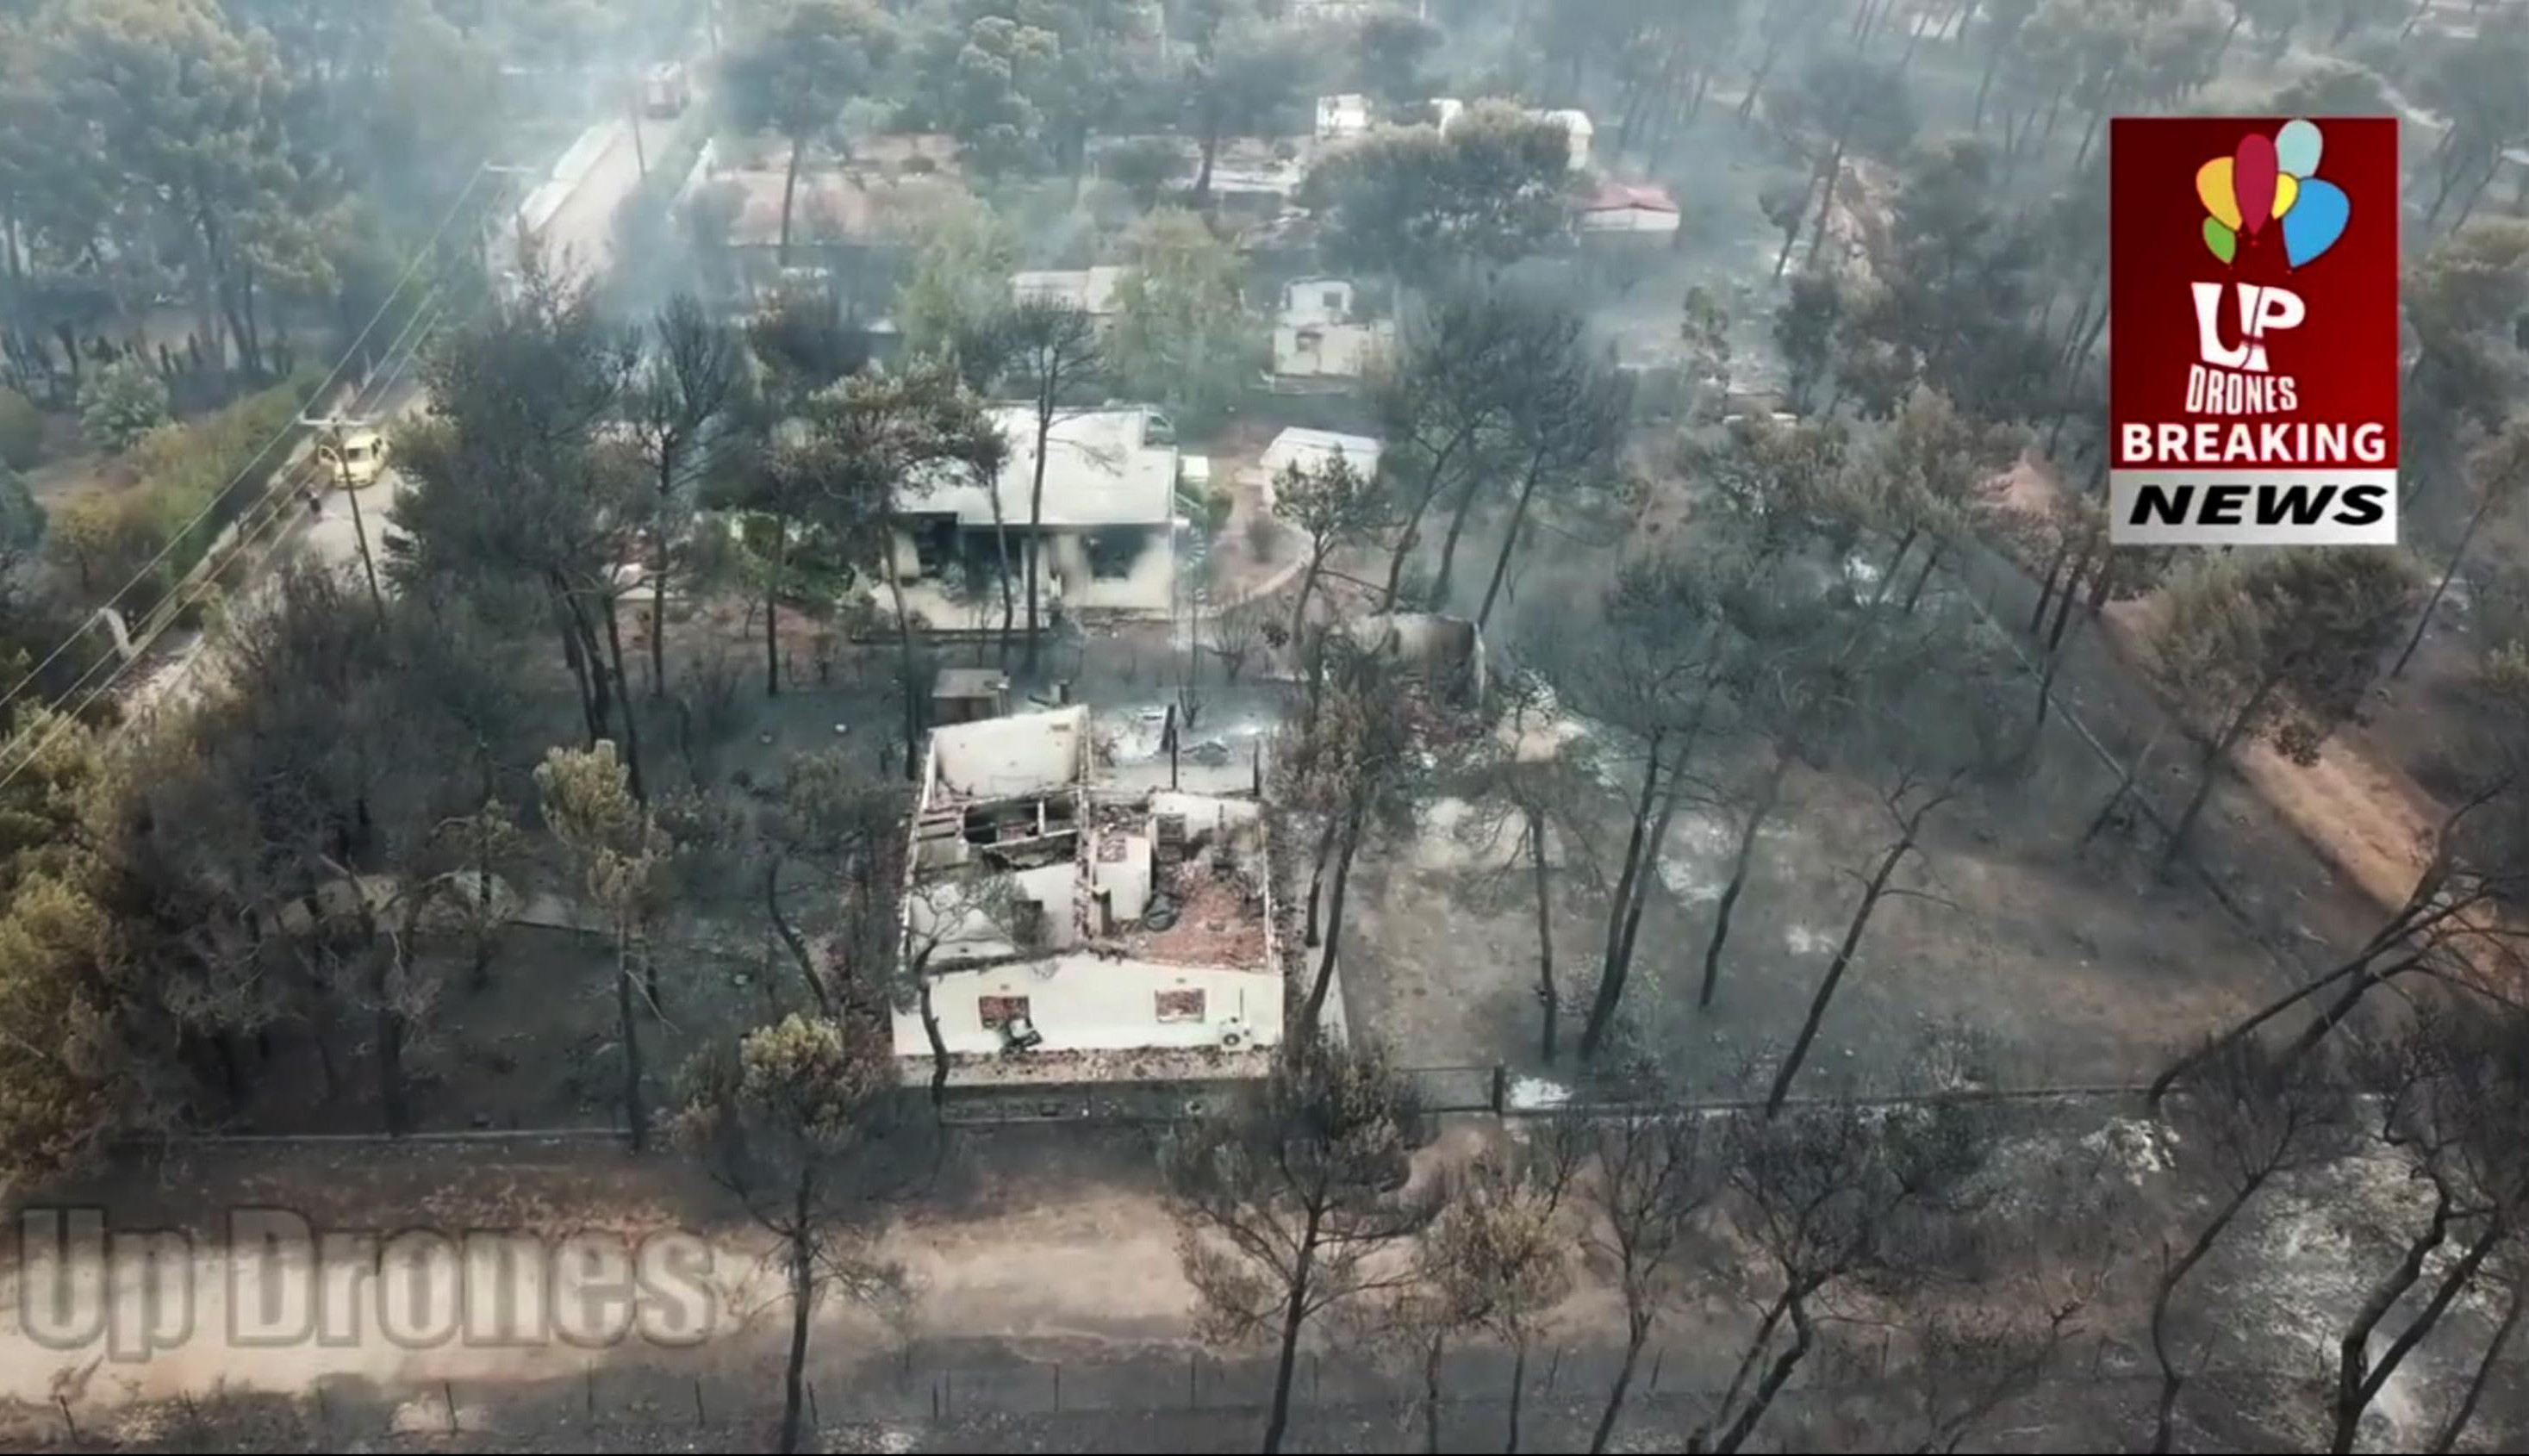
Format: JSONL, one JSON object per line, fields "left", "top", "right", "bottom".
{"left": 2203, "top": 216, "right": 2237, "bottom": 264}
{"left": 2196, "top": 120, "right": 2346, "bottom": 270}
{"left": 2196, "top": 157, "right": 2240, "bottom": 230}
{"left": 2274, "top": 118, "right": 2324, "bottom": 179}
{"left": 2283, "top": 179, "right": 2350, "bottom": 268}
{"left": 2233, "top": 132, "right": 2278, "bottom": 237}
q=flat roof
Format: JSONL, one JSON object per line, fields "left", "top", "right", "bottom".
{"left": 901, "top": 407, "right": 1180, "bottom": 528}
{"left": 1012, "top": 266, "right": 1127, "bottom": 314}
{"left": 1261, "top": 427, "right": 1383, "bottom": 479}
{"left": 925, "top": 706, "right": 1089, "bottom": 806}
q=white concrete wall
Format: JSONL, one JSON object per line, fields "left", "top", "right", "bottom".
{"left": 894, "top": 955, "right": 1285, "bottom": 1057}
{"left": 1092, "top": 835, "right": 1154, "bottom": 927}
{"left": 1046, "top": 530, "right": 1175, "bottom": 614}
{"left": 1580, "top": 207, "right": 1679, "bottom": 234}
{"left": 1149, "top": 793, "right": 1262, "bottom": 839}
{"left": 888, "top": 527, "right": 1174, "bottom": 618}
{"left": 913, "top": 859, "right": 1081, "bottom": 967}
{"left": 927, "top": 706, "right": 1087, "bottom": 803}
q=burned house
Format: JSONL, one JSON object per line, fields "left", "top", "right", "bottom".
{"left": 894, "top": 707, "right": 1282, "bottom": 1082}
{"left": 1255, "top": 426, "right": 1384, "bottom": 511}
{"left": 1270, "top": 278, "right": 1396, "bottom": 392}
{"left": 1349, "top": 613, "right": 1486, "bottom": 705}
{"left": 1011, "top": 265, "right": 1128, "bottom": 323}
{"left": 886, "top": 405, "right": 1184, "bottom": 628}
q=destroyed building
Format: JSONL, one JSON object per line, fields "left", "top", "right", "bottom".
{"left": 894, "top": 707, "right": 1283, "bottom": 1084}
{"left": 887, "top": 405, "right": 1184, "bottom": 627}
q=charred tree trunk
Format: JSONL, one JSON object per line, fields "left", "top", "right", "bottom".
{"left": 777, "top": 134, "right": 805, "bottom": 266}
{"left": 2430, "top": 1273, "right": 2523, "bottom": 1454}
{"left": 601, "top": 593, "right": 647, "bottom": 806}
{"left": 1583, "top": 742, "right": 1665, "bottom": 1060}
{"left": 2151, "top": 1172, "right": 2272, "bottom": 1453}
{"left": 1702, "top": 755, "right": 1787, "bottom": 1009}
{"left": 1304, "top": 816, "right": 1339, "bottom": 948}
{"left": 1591, "top": 1321, "right": 1650, "bottom": 1454}
{"left": 765, "top": 526, "right": 789, "bottom": 696}
{"left": 764, "top": 859, "right": 833, "bottom": 1014}
{"left": 2394, "top": 495, "right": 2495, "bottom": 678}
{"left": 1712, "top": 1294, "right": 1815, "bottom": 1454}
{"left": 1766, "top": 799, "right": 1935, "bottom": 1115}
{"left": 1300, "top": 805, "right": 1366, "bottom": 1037}
{"left": 780, "top": 1189, "right": 815, "bottom": 1453}
{"left": 616, "top": 924, "right": 648, "bottom": 1153}
{"left": 1026, "top": 402, "right": 1054, "bottom": 671}
{"left": 1528, "top": 803, "right": 1558, "bottom": 1063}
{"left": 1260, "top": 1205, "right": 1323, "bottom": 1455}
{"left": 2329, "top": 1184, "right": 2454, "bottom": 1455}
{"left": 2160, "top": 677, "right": 2278, "bottom": 876}
{"left": 1477, "top": 465, "right": 1548, "bottom": 631}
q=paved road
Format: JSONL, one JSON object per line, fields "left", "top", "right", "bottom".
{"left": 120, "top": 107, "right": 671, "bottom": 719}
{"left": 530, "top": 118, "right": 653, "bottom": 285}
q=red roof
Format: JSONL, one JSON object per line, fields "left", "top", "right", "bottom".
{"left": 1582, "top": 182, "right": 1679, "bottom": 214}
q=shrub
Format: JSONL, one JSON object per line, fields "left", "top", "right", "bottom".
{"left": 1204, "top": 483, "right": 1235, "bottom": 535}
{"left": 77, "top": 361, "right": 170, "bottom": 454}
{"left": 0, "top": 387, "right": 41, "bottom": 470}
{"left": 0, "top": 464, "right": 41, "bottom": 555}
{"left": 1243, "top": 508, "right": 1286, "bottom": 559}
{"left": 45, "top": 488, "right": 144, "bottom": 594}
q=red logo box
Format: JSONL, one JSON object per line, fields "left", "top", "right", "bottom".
{"left": 2109, "top": 116, "right": 2400, "bottom": 544}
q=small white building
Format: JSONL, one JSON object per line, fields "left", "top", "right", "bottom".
{"left": 888, "top": 406, "right": 1182, "bottom": 625}
{"left": 1426, "top": 99, "right": 1593, "bottom": 172}
{"left": 1316, "top": 93, "right": 1373, "bottom": 142}
{"left": 1270, "top": 278, "right": 1397, "bottom": 392}
{"left": 1539, "top": 109, "right": 1594, "bottom": 173}
{"left": 1012, "top": 265, "right": 1128, "bottom": 320}
{"left": 894, "top": 707, "right": 1283, "bottom": 1083}
{"left": 1578, "top": 181, "right": 1681, "bottom": 235}
{"left": 1256, "top": 426, "right": 1384, "bottom": 511}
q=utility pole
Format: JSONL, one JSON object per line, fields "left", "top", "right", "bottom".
{"left": 629, "top": 78, "right": 649, "bottom": 179}
{"left": 309, "top": 419, "right": 389, "bottom": 626}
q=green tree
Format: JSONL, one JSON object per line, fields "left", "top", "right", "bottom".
{"left": 0, "top": 387, "right": 40, "bottom": 470}
{"left": 723, "top": 0, "right": 898, "bottom": 265}
{"left": 1773, "top": 53, "right": 1916, "bottom": 276}
{"left": 1276, "top": 446, "right": 1386, "bottom": 652}
{"left": 1469, "top": 306, "right": 1630, "bottom": 631}
{"left": 783, "top": 358, "right": 1006, "bottom": 775}
{"left": 2395, "top": 414, "right": 2529, "bottom": 677}
{"left": 1182, "top": 16, "right": 1314, "bottom": 202}
{"left": 987, "top": 298, "right": 1101, "bottom": 671}
{"left": 2146, "top": 550, "right": 2420, "bottom": 873}
{"left": 76, "top": 359, "right": 169, "bottom": 454}
{"left": 55, "top": 0, "right": 330, "bottom": 377}
{"left": 1352, "top": 9, "right": 1440, "bottom": 107}
{"left": 2405, "top": 220, "right": 2529, "bottom": 450}
{"left": 676, "top": 1013, "right": 914, "bottom": 1455}
{"left": 1301, "top": 103, "right": 1577, "bottom": 288}
{"left": 1277, "top": 642, "right": 1425, "bottom": 1036}
{"left": 534, "top": 741, "right": 670, "bottom": 1151}
{"left": 1107, "top": 208, "right": 1249, "bottom": 431}
{"left": 1371, "top": 292, "right": 1523, "bottom": 608}
{"left": 0, "top": 707, "right": 134, "bottom": 1188}
{"left": 391, "top": 264, "right": 649, "bottom": 796}
{"left": 894, "top": 201, "right": 1020, "bottom": 371}
{"left": 2417, "top": 18, "right": 2529, "bottom": 231}
{"left": 625, "top": 294, "right": 744, "bottom": 698}
{"left": 0, "top": 462, "right": 43, "bottom": 563}
{"left": 1162, "top": 1036, "right": 1438, "bottom": 1456}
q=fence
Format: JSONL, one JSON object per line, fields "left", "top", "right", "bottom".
{"left": 16, "top": 1324, "right": 2320, "bottom": 1453}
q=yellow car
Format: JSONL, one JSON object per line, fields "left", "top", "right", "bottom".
{"left": 318, "top": 429, "right": 386, "bottom": 488}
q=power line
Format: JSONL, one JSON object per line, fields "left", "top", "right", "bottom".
{"left": 0, "top": 163, "right": 495, "bottom": 726}
{"left": 0, "top": 286, "right": 458, "bottom": 800}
